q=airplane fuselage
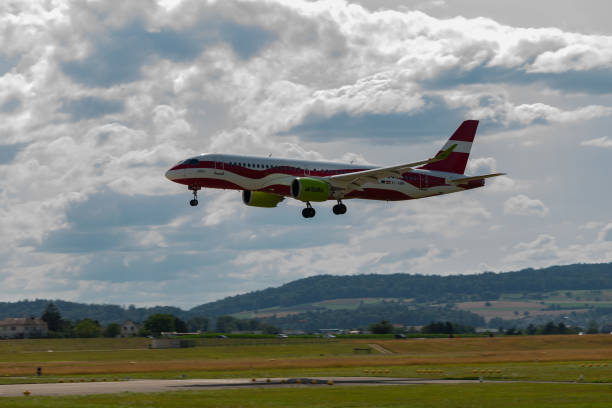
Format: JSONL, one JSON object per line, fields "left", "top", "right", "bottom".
{"left": 165, "top": 121, "right": 503, "bottom": 218}
{"left": 165, "top": 153, "right": 484, "bottom": 201}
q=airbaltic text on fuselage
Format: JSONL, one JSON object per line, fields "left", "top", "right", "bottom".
{"left": 305, "top": 186, "right": 324, "bottom": 193}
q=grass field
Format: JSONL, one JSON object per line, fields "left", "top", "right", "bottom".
{"left": 2, "top": 335, "right": 612, "bottom": 407}
{"left": 1, "top": 335, "right": 611, "bottom": 383}
{"left": 2, "top": 384, "right": 612, "bottom": 408}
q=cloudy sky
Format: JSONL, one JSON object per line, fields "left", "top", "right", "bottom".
{"left": 2, "top": 0, "right": 612, "bottom": 309}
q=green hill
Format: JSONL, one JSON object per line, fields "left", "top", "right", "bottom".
{"left": 1, "top": 263, "right": 611, "bottom": 327}
{"left": 189, "top": 263, "right": 612, "bottom": 317}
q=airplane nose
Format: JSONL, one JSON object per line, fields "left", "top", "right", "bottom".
{"left": 165, "top": 168, "right": 173, "bottom": 180}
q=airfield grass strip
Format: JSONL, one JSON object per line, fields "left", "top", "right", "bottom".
{"left": 1, "top": 335, "right": 612, "bottom": 378}
{"left": 2, "top": 360, "right": 611, "bottom": 385}
{"left": 2, "top": 349, "right": 612, "bottom": 376}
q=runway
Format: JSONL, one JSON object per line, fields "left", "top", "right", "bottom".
{"left": 0, "top": 377, "right": 480, "bottom": 397}
{"left": 1, "top": 377, "right": 608, "bottom": 397}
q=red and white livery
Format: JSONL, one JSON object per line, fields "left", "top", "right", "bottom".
{"left": 165, "top": 120, "right": 504, "bottom": 218}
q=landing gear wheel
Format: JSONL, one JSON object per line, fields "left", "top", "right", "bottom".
{"left": 302, "top": 203, "right": 316, "bottom": 218}
{"left": 188, "top": 186, "right": 200, "bottom": 207}
{"left": 302, "top": 207, "right": 316, "bottom": 218}
{"left": 332, "top": 201, "right": 347, "bottom": 215}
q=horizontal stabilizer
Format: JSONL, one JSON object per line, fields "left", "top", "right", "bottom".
{"left": 449, "top": 173, "right": 506, "bottom": 185}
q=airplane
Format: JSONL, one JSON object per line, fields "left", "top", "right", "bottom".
{"left": 165, "top": 120, "right": 505, "bottom": 218}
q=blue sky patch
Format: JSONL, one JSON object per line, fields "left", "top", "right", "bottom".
{"left": 0, "top": 56, "right": 15, "bottom": 76}
{"left": 285, "top": 99, "right": 468, "bottom": 143}
{"left": 60, "top": 96, "right": 124, "bottom": 120}
{"left": 62, "top": 20, "right": 276, "bottom": 87}
{"left": 425, "top": 65, "right": 612, "bottom": 94}
{"left": 1, "top": 96, "right": 21, "bottom": 113}
{"left": 36, "top": 191, "right": 189, "bottom": 253}
{"left": 0, "top": 144, "right": 26, "bottom": 165}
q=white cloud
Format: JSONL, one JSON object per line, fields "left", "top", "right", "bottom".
{"left": 504, "top": 194, "right": 549, "bottom": 217}
{"left": 581, "top": 136, "right": 612, "bottom": 148}
{"left": 502, "top": 226, "right": 612, "bottom": 271}
{"left": 528, "top": 41, "right": 612, "bottom": 73}
{"left": 598, "top": 223, "right": 612, "bottom": 242}
{"left": 230, "top": 243, "right": 387, "bottom": 281}
{"left": 504, "top": 234, "right": 560, "bottom": 264}
{"left": 2, "top": 0, "right": 612, "bottom": 307}
{"left": 486, "top": 176, "right": 519, "bottom": 193}
{"left": 346, "top": 195, "right": 492, "bottom": 245}
{"left": 441, "top": 89, "right": 612, "bottom": 127}
{"left": 511, "top": 104, "right": 612, "bottom": 124}
{"left": 201, "top": 190, "right": 244, "bottom": 227}
{"left": 467, "top": 157, "right": 497, "bottom": 174}
{"left": 580, "top": 221, "right": 603, "bottom": 230}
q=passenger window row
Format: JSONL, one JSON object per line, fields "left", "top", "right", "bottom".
{"left": 184, "top": 159, "right": 354, "bottom": 175}
{"left": 224, "top": 162, "right": 349, "bottom": 175}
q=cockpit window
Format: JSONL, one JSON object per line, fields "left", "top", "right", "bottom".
{"left": 184, "top": 158, "right": 199, "bottom": 165}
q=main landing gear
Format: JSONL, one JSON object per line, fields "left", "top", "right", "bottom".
{"left": 302, "top": 201, "right": 347, "bottom": 218}
{"left": 302, "top": 202, "right": 316, "bottom": 218}
{"left": 333, "top": 200, "right": 347, "bottom": 215}
{"left": 188, "top": 186, "right": 200, "bottom": 207}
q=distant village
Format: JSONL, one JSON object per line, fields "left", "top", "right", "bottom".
{"left": 0, "top": 314, "right": 142, "bottom": 340}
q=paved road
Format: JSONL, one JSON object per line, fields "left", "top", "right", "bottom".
{"left": 0, "top": 377, "right": 606, "bottom": 397}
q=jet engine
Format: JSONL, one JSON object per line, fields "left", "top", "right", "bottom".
{"left": 242, "top": 190, "right": 284, "bottom": 208}
{"left": 290, "top": 177, "right": 330, "bottom": 202}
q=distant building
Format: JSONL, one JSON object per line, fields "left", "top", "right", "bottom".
{"left": 475, "top": 328, "right": 499, "bottom": 333}
{"left": 230, "top": 330, "right": 263, "bottom": 334}
{"left": 0, "top": 316, "right": 48, "bottom": 339}
{"left": 121, "top": 320, "right": 141, "bottom": 337}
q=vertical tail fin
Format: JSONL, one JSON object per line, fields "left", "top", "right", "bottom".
{"left": 419, "top": 120, "right": 478, "bottom": 175}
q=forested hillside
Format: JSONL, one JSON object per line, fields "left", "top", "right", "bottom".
{"left": 190, "top": 263, "right": 612, "bottom": 317}
{"left": 262, "top": 301, "right": 486, "bottom": 331}
{"left": 2, "top": 263, "right": 611, "bottom": 326}
{"left": 0, "top": 299, "right": 186, "bottom": 325}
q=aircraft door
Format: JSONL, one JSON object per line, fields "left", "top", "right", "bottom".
{"left": 418, "top": 174, "right": 429, "bottom": 189}
{"left": 214, "top": 161, "right": 224, "bottom": 175}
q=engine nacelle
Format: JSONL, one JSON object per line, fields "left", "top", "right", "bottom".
{"left": 242, "top": 190, "right": 284, "bottom": 208}
{"left": 291, "top": 177, "right": 330, "bottom": 202}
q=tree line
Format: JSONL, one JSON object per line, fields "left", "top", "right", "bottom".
{"left": 38, "top": 303, "right": 280, "bottom": 338}
{"left": 30, "top": 302, "right": 611, "bottom": 339}
{"left": 40, "top": 303, "right": 210, "bottom": 338}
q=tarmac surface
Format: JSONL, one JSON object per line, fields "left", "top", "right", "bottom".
{"left": 0, "top": 377, "right": 481, "bottom": 397}
{"left": 0, "top": 377, "right": 607, "bottom": 397}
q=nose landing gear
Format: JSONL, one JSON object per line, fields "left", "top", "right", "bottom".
{"left": 302, "top": 202, "right": 316, "bottom": 218}
{"left": 332, "top": 200, "right": 347, "bottom": 215}
{"left": 189, "top": 186, "right": 200, "bottom": 207}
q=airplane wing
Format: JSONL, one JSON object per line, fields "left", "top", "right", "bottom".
{"left": 325, "top": 144, "right": 457, "bottom": 190}
{"left": 448, "top": 173, "right": 506, "bottom": 185}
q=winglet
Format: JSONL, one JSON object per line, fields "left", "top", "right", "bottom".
{"left": 433, "top": 143, "right": 457, "bottom": 161}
